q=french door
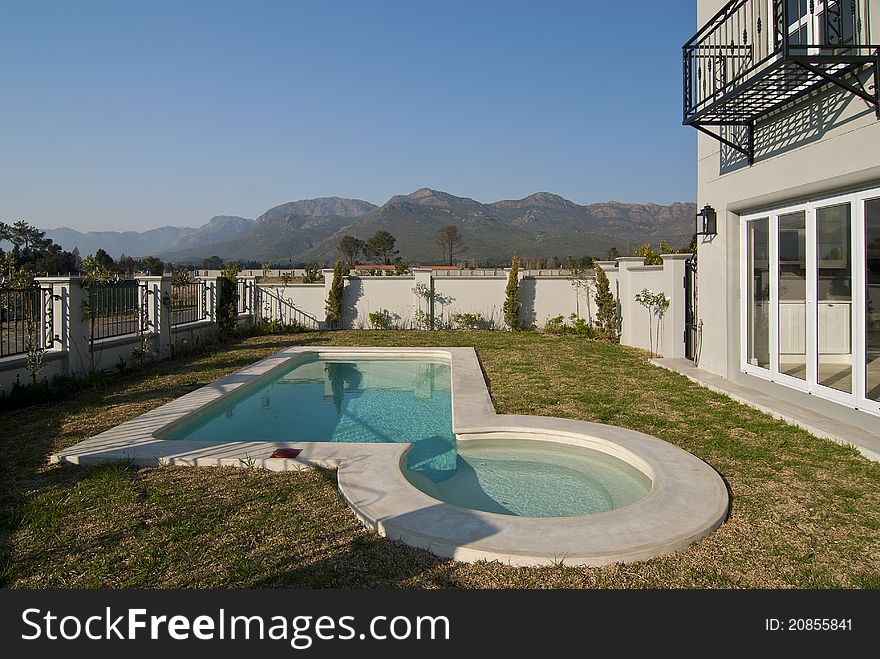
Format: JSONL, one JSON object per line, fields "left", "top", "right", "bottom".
{"left": 741, "top": 187, "right": 880, "bottom": 415}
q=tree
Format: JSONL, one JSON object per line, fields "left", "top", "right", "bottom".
{"left": 325, "top": 260, "right": 345, "bottom": 328}
{"left": 567, "top": 261, "right": 593, "bottom": 321}
{"left": 364, "top": 230, "right": 398, "bottom": 265}
{"left": 606, "top": 247, "right": 620, "bottom": 261}
{"left": 92, "top": 248, "right": 116, "bottom": 271}
{"left": 594, "top": 264, "right": 619, "bottom": 343}
{"left": 0, "top": 219, "right": 77, "bottom": 277}
{"left": 435, "top": 225, "right": 464, "bottom": 265}
{"left": 635, "top": 289, "right": 670, "bottom": 357}
{"left": 502, "top": 255, "right": 520, "bottom": 330}
{"left": 141, "top": 256, "right": 164, "bottom": 275}
{"left": 117, "top": 254, "right": 136, "bottom": 277}
{"left": 34, "top": 245, "right": 78, "bottom": 275}
{"left": 337, "top": 235, "right": 365, "bottom": 270}
{"left": 635, "top": 241, "right": 676, "bottom": 265}
{"left": 202, "top": 255, "right": 224, "bottom": 270}
{"left": 217, "top": 262, "right": 241, "bottom": 338}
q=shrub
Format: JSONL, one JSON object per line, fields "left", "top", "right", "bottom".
{"left": 543, "top": 315, "right": 566, "bottom": 335}
{"left": 451, "top": 312, "right": 484, "bottom": 330}
{"left": 594, "top": 264, "right": 619, "bottom": 343}
{"left": 302, "top": 264, "right": 322, "bottom": 284}
{"left": 368, "top": 308, "right": 394, "bottom": 330}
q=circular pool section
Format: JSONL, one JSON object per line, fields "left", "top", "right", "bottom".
{"left": 404, "top": 439, "right": 652, "bottom": 517}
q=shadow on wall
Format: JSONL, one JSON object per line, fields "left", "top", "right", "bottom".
{"left": 720, "top": 79, "right": 870, "bottom": 173}
{"left": 341, "top": 278, "right": 364, "bottom": 329}
{"left": 259, "top": 286, "right": 312, "bottom": 325}
{"left": 519, "top": 278, "right": 537, "bottom": 329}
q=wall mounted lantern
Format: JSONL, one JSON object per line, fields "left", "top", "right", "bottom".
{"left": 695, "top": 204, "right": 717, "bottom": 236}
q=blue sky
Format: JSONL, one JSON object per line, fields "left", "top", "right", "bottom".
{"left": 0, "top": 1, "right": 697, "bottom": 231}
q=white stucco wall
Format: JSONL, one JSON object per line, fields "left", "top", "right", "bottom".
{"left": 695, "top": 0, "right": 880, "bottom": 380}
{"left": 433, "top": 277, "right": 508, "bottom": 329}
{"left": 257, "top": 284, "right": 325, "bottom": 325}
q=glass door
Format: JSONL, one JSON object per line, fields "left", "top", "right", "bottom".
{"left": 813, "top": 201, "right": 854, "bottom": 402}
{"left": 776, "top": 210, "right": 809, "bottom": 387}
{"left": 742, "top": 189, "right": 878, "bottom": 416}
{"left": 862, "top": 197, "right": 880, "bottom": 411}
{"left": 744, "top": 218, "right": 771, "bottom": 374}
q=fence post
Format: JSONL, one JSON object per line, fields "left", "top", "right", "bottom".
{"left": 34, "top": 276, "right": 87, "bottom": 376}
{"left": 200, "top": 277, "right": 219, "bottom": 324}
{"left": 137, "top": 275, "right": 173, "bottom": 360}
{"left": 658, "top": 253, "right": 691, "bottom": 359}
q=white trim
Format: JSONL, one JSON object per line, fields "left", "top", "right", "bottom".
{"left": 740, "top": 185, "right": 880, "bottom": 416}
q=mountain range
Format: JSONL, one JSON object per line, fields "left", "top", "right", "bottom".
{"left": 45, "top": 189, "right": 696, "bottom": 264}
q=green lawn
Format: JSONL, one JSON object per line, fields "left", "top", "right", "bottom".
{"left": 1, "top": 330, "right": 879, "bottom": 588}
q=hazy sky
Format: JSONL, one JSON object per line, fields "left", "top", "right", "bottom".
{"left": 0, "top": 1, "right": 697, "bottom": 232}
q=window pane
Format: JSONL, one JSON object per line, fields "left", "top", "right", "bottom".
{"left": 867, "top": 199, "right": 880, "bottom": 402}
{"left": 816, "top": 202, "right": 852, "bottom": 393}
{"left": 747, "top": 219, "right": 770, "bottom": 369}
{"left": 778, "top": 211, "right": 807, "bottom": 380}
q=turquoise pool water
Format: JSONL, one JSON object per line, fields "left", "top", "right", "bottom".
{"left": 165, "top": 355, "right": 650, "bottom": 517}
{"left": 404, "top": 440, "right": 651, "bottom": 517}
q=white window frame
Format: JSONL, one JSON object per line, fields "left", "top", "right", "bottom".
{"left": 740, "top": 186, "right": 880, "bottom": 416}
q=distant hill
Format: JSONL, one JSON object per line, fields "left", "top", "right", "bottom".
{"left": 46, "top": 190, "right": 695, "bottom": 264}
{"left": 46, "top": 215, "right": 255, "bottom": 258}
{"left": 293, "top": 189, "right": 696, "bottom": 264}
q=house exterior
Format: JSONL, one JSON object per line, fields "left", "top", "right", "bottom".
{"left": 685, "top": 0, "right": 880, "bottom": 430}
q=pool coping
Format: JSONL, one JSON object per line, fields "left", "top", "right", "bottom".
{"left": 51, "top": 346, "right": 730, "bottom": 567}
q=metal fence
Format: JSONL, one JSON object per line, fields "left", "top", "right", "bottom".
{"left": 237, "top": 280, "right": 251, "bottom": 315}
{"left": 86, "top": 280, "right": 140, "bottom": 340}
{"left": 170, "top": 281, "right": 206, "bottom": 326}
{"left": 0, "top": 286, "right": 41, "bottom": 357}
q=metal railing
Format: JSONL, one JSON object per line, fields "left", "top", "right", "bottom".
{"left": 85, "top": 280, "right": 140, "bottom": 340}
{"left": 169, "top": 281, "right": 206, "bottom": 326}
{"left": 684, "top": 0, "right": 871, "bottom": 122}
{"left": 0, "top": 286, "right": 41, "bottom": 357}
{"left": 255, "top": 286, "right": 321, "bottom": 329}
{"left": 237, "top": 279, "right": 252, "bottom": 315}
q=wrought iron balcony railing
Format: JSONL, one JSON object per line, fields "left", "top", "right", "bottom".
{"left": 683, "top": 0, "right": 879, "bottom": 164}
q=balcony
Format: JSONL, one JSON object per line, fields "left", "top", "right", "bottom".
{"left": 683, "top": 0, "right": 879, "bottom": 164}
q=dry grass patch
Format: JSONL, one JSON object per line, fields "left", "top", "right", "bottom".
{"left": 1, "top": 330, "right": 878, "bottom": 588}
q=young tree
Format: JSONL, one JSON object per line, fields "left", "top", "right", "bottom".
{"left": 594, "top": 264, "right": 619, "bottom": 343}
{"left": 635, "top": 289, "right": 670, "bottom": 357}
{"left": 337, "top": 235, "right": 365, "bottom": 270}
{"left": 364, "top": 230, "right": 398, "bottom": 265}
{"left": 325, "top": 260, "right": 345, "bottom": 328}
{"left": 435, "top": 225, "right": 464, "bottom": 265}
{"left": 502, "top": 255, "right": 520, "bottom": 330}
{"left": 567, "top": 261, "right": 593, "bottom": 321}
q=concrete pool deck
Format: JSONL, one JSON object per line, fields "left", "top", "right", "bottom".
{"left": 52, "top": 346, "right": 730, "bottom": 567}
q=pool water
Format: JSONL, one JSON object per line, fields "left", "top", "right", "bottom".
{"left": 405, "top": 440, "right": 651, "bottom": 517}
{"left": 165, "top": 356, "right": 650, "bottom": 517}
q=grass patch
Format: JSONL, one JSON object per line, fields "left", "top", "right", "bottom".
{"left": 1, "top": 330, "right": 879, "bottom": 588}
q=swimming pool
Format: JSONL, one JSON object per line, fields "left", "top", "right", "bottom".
{"left": 163, "top": 354, "right": 649, "bottom": 515}
{"left": 54, "top": 346, "right": 729, "bottom": 566}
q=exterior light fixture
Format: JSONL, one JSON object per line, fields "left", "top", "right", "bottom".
{"left": 695, "top": 204, "right": 717, "bottom": 236}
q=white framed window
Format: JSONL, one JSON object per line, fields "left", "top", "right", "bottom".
{"left": 741, "top": 185, "right": 880, "bottom": 415}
